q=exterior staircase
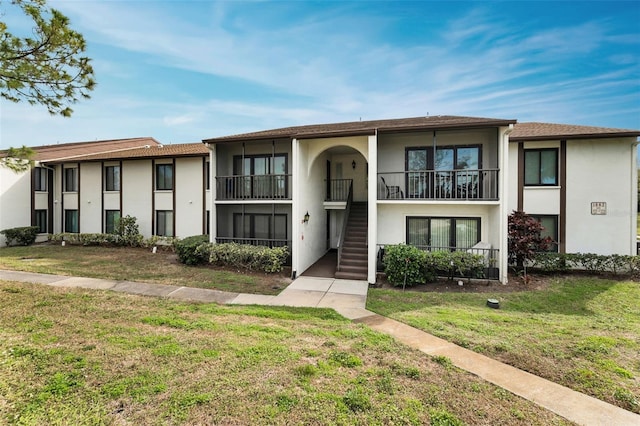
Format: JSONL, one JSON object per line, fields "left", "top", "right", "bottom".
{"left": 335, "top": 202, "right": 368, "bottom": 280}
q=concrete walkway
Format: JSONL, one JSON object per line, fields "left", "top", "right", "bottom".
{"left": 1, "top": 269, "right": 638, "bottom": 426}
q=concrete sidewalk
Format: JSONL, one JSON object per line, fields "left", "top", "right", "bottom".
{"left": 1, "top": 269, "right": 638, "bottom": 426}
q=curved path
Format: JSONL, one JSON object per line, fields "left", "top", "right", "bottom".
{"left": 1, "top": 270, "right": 638, "bottom": 426}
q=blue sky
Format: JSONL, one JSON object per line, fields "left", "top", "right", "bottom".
{"left": 1, "top": 0, "right": 639, "bottom": 148}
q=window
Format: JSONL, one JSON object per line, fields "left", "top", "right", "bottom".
{"left": 406, "top": 217, "right": 480, "bottom": 249}
{"left": 531, "top": 215, "right": 559, "bottom": 252}
{"left": 34, "top": 168, "right": 47, "bottom": 191}
{"left": 233, "top": 154, "right": 288, "bottom": 198}
{"left": 233, "top": 213, "right": 287, "bottom": 245}
{"left": 206, "top": 210, "right": 210, "bottom": 235}
{"left": 205, "top": 161, "right": 210, "bottom": 190}
{"left": 105, "top": 210, "right": 121, "bottom": 234}
{"left": 34, "top": 210, "right": 47, "bottom": 233}
{"left": 156, "top": 164, "right": 173, "bottom": 190}
{"left": 64, "top": 210, "right": 79, "bottom": 233}
{"left": 64, "top": 167, "right": 78, "bottom": 192}
{"left": 406, "top": 145, "right": 480, "bottom": 198}
{"left": 524, "top": 149, "right": 558, "bottom": 186}
{"left": 156, "top": 210, "right": 174, "bottom": 236}
{"left": 105, "top": 165, "right": 120, "bottom": 191}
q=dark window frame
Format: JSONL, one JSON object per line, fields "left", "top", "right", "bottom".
{"left": 530, "top": 214, "right": 559, "bottom": 252}
{"left": 34, "top": 167, "right": 47, "bottom": 191}
{"left": 105, "top": 210, "right": 121, "bottom": 234}
{"left": 64, "top": 209, "right": 79, "bottom": 233}
{"left": 232, "top": 153, "right": 289, "bottom": 199}
{"left": 105, "top": 165, "right": 121, "bottom": 191}
{"left": 524, "top": 148, "right": 558, "bottom": 186}
{"left": 406, "top": 216, "right": 481, "bottom": 249}
{"left": 155, "top": 164, "right": 174, "bottom": 191}
{"left": 205, "top": 161, "right": 210, "bottom": 190}
{"left": 155, "top": 210, "right": 174, "bottom": 237}
{"left": 64, "top": 167, "right": 78, "bottom": 192}
{"left": 35, "top": 209, "right": 47, "bottom": 233}
{"left": 405, "top": 145, "right": 482, "bottom": 198}
{"left": 232, "top": 213, "right": 288, "bottom": 241}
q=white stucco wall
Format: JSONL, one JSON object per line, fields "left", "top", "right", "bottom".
{"left": 122, "top": 160, "right": 153, "bottom": 236}
{"left": 79, "top": 162, "right": 102, "bottom": 233}
{"left": 565, "top": 138, "right": 636, "bottom": 254}
{"left": 509, "top": 137, "right": 637, "bottom": 255}
{"left": 175, "top": 157, "right": 206, "bottom": 237}
{"left": 294, "top": 139, "right": 329, "bottom": 275}
{"left": 376, "top": 203, "right": 497, "bottom": 247}
{"left": 0, "top": 168, "right": 31, "bottom": 246}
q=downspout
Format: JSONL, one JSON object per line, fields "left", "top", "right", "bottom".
{"left": 500, "top": 124, "right": 514, "bottom": 284}
{"left": 204, "top": 142, "right": 216, "bottom": 244}
{"left": 632, "top": 139, "right": 639, "bottom": 255}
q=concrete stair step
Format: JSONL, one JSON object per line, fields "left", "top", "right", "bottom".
{"left": 341, "top": 258, "right": 367, "bottom": 267}
{"left": 335, "top": 271, "right": 367, "bottom": 280}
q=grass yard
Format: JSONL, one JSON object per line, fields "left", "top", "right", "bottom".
{"left": 0, "top": 245, "right": 288, "bottom": 295}
{"left": 0, "top": 281, "right": 572, "bottom": 425}
{"left": 367, "top": 277, "right": 640, "bottom": 414}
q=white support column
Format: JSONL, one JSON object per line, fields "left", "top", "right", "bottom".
{"left": 367, "top": 133, "right": 378, "bottom": 284}
{"left": 207, "top": 144, "right": 216, "bottom": 244}
{"left": 631, "top": 140, "right": 639, "bottom": 254}
{"left": 499, "top": 125, "right": 513, "bottom": 283}
{"left": 291, "top": 138, "right": 300, "bottom": 278}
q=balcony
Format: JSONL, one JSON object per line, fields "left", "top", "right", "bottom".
{"left": 216, "top": 174, "right": 291, "bottom": 200}
{"left": 325, "top": 179, "right": 353, "bottom": 201}
{"left": 377, "top": 169, "right": 499, "bottom": 201}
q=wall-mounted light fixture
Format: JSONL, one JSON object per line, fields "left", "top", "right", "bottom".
{"left": 303, "top": 211, "right": 310, "bottom": 223}
{"left": 352, "top": 160, "right": 356, "bottom": 170}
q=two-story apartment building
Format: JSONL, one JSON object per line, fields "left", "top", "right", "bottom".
{"left": 203, "top": 116, "right": 639, "bottom": 284}
{"left": 0, "top": 138, "right": 210, "bottom": 242}
{"left": 2, "top": 115, "right": 638, "bottom": 285}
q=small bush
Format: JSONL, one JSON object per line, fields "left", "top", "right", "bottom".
{"left": 205, "top": 242, "right": 289, "bottom": 273}
{"left": 174, "top": 235, "right": 210, "bottom": 265}
{"left": 1, "top": 226, "right": 40, "bottom": 246}
{"left": 383, "top": 244, "right": 428, "bottom": 286}
{"left": 115, "top": 215, "right": 143, "bottom": 247}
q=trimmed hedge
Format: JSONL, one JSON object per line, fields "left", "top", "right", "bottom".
{"left": 383, "top": 244, "right": 486, "bottom": 287}
{"left": 0, "top": 226, "right": 40, "bottom": 246}
{"left": 48, "top": 233, "right": 174, "bottom": 248}
{"left": 174, "top": 235, "right": 210, "bottom": 265}
{"left": 198, "top": 242, "right": 289, "bottom": 273}
{"left": 532, "top": 252, "right": 640, "bottom": 275}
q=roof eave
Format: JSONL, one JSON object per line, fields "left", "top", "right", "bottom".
{"left": 510, "top": 131, "right": 640, "bottom": 142}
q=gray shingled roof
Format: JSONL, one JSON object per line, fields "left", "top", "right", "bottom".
{"left": 511, "top": 122, "right": 640, "bottom": 141}
{"left": 30, "top": 137, "right": 162, "bottom": 162}
{"left": 202, "top": 115, "right": 517, "bottom": 143}
{"left": 45, "top": 143, "right": 208, "bottom": 163}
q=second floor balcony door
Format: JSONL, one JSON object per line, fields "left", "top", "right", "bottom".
{"left": 234, "top": 154, "right": 287, "bottom": 199}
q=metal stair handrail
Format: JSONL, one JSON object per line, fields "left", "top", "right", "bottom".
{"left": 337, "top": 180, "right": 354, "bottom": 272}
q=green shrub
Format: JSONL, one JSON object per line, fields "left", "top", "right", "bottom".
{"left": 383, "top": 244, "right": 428, "bottom": 286}
{"left": 1, "top": 226, "right": 40, "bottom": 246}
{"left": 448, "top": 250, "right": 485, "bottom": 279}
{"left": 114, "top": 215, "right": 143, "bottom": 247}
{"left": 205, "top": 243, "right": 289, "bottom": 273}
{"left": 532, "top": 252, "right": 640, "bottom": 275}
{"left": 174, "top": 235, "right": 210, "bottom": 265}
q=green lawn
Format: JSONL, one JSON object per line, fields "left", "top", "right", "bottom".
{"left": 0, "top": 281, "right": 571, "bottom": 425}
{"left": 367, "top": 277, "right": 640, "bottom": 413}
{"left": 0, "top": 245, "right": 287, "bottom": 295}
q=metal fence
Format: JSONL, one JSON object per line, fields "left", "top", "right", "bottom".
{"left": 377, "top": 169, "right": 499, "bottom": 201}
{"left": 376, "top": 244, "right": 500, "bottom": 280}
{"left": 216, "top": 174, "right": 291, "bottom": 200}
